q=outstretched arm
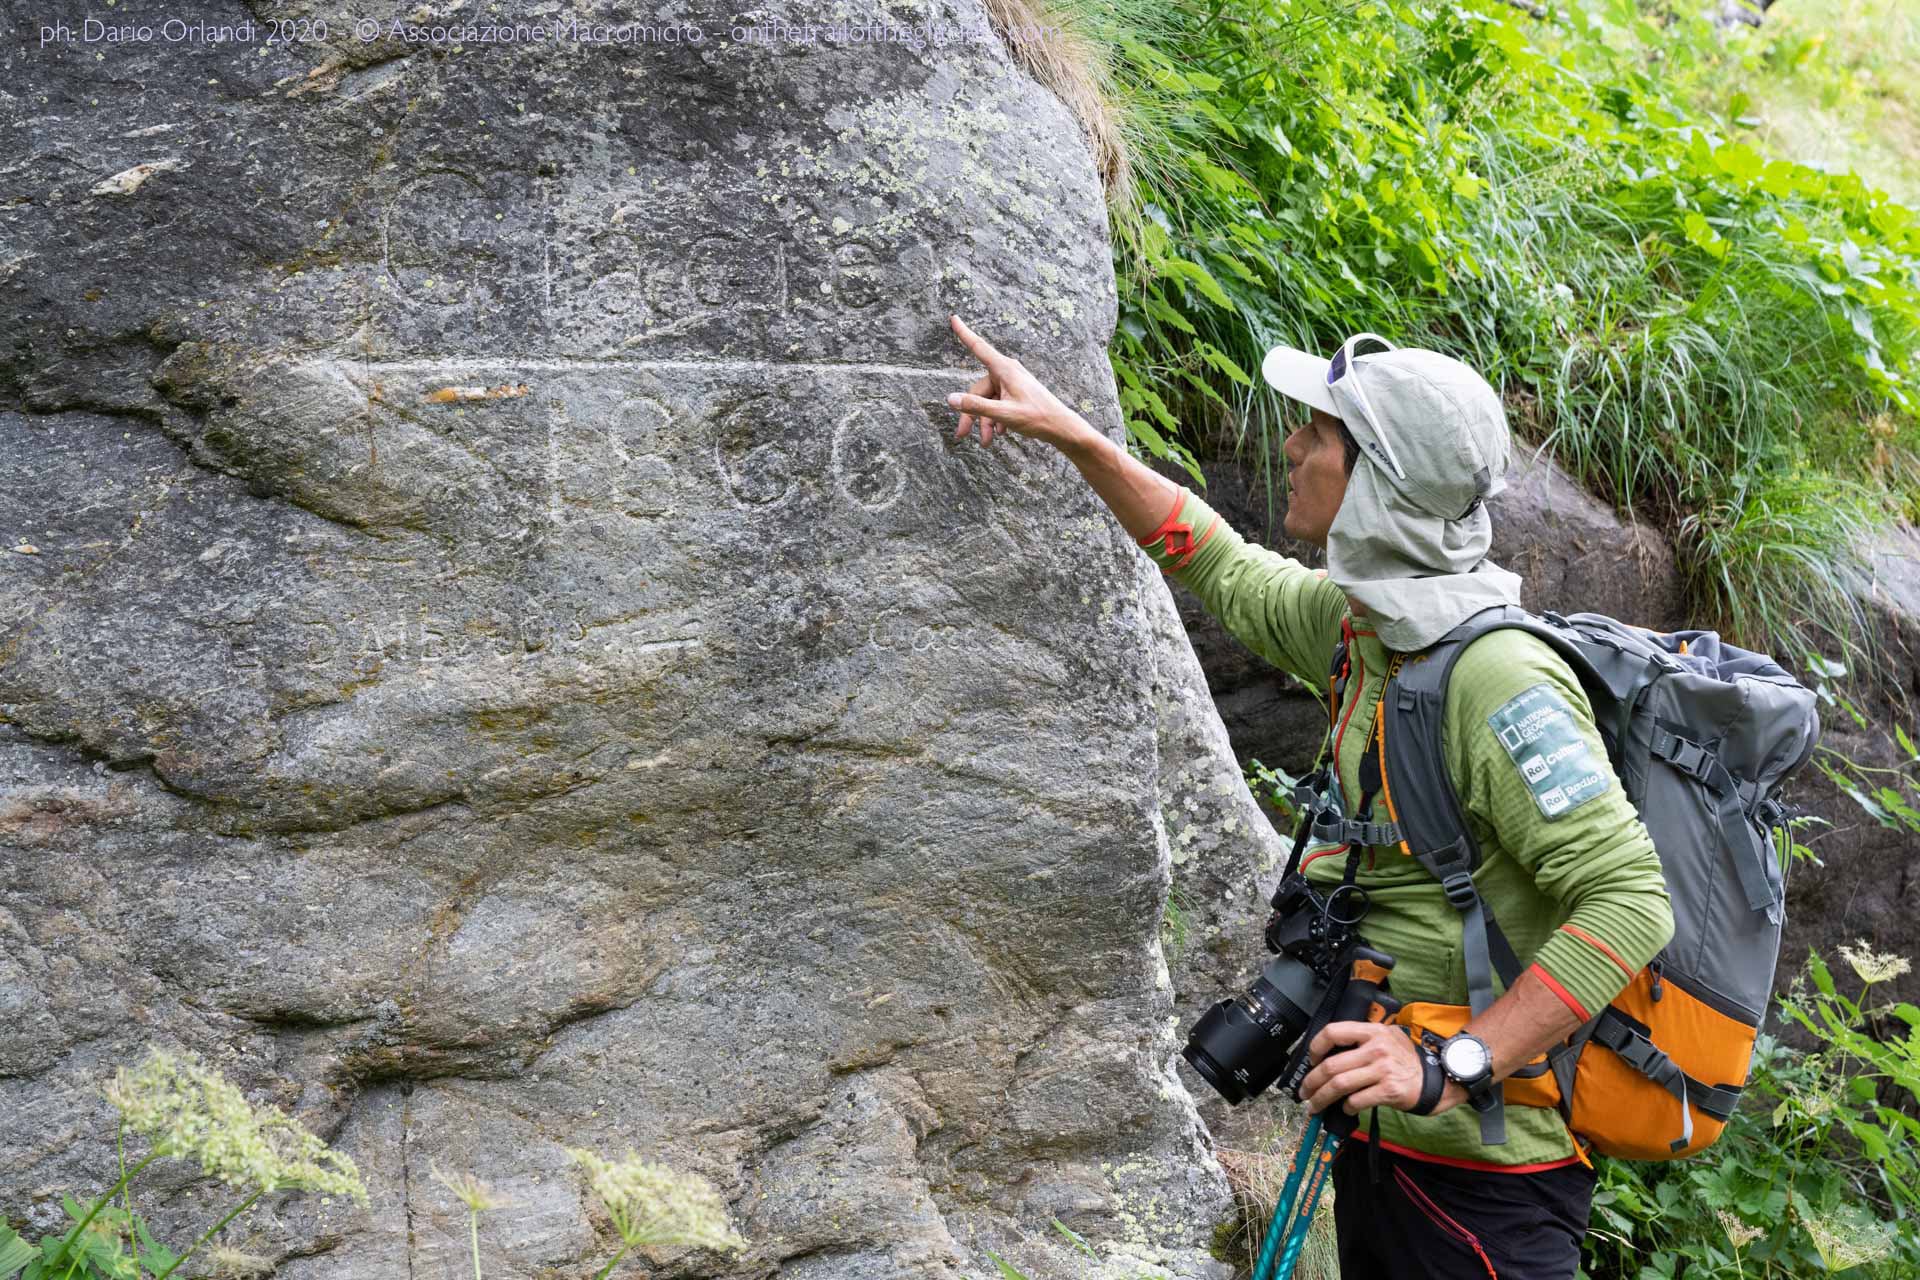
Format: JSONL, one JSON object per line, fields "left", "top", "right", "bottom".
{"left": 1059, "top": 426, "right": 1190, "bottom": 546}
{"left": 944, "top": 315, "right": 1348, "bottom": 687}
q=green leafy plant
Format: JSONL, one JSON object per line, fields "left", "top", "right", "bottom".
{"left": 563, "top": 1147, "right": 747, "bottom": 1280}
{"left": 0, "top": 1045, "right": 368, "bottom": 1280}
{"left": 329, "top": 1146, "right": 746, "bottom": 1280}
{"left": 1803, "top": 656, "right": 1920, "bottom": 836}
{"left": 1724, "top": 0, "right": 1920, "bottom": 213}
{"left": 1060, "top": 0, "right": 1920, "bottom": 664}
{"left": 982, "top": 1217, "right": 1124, "bottom": 1278}
{"left": 1245, "top": 757, "right": 1310, "bottom": 827}
{"left": 1212, "top": 1139, "right": 1340, "bottom": 1280}
{"left": 1162, "top": 882, "right": 1194, "bottom": 959}
{"left": 0, "top": 1048, "right": 749, "bottom": 1280}
{"left": 429, "top": 1161, "right": 511, "bottom": 1280}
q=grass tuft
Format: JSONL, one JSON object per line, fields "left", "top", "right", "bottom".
{"left": 1216, "top": 1141, "right": 1341, "bottom": 1280}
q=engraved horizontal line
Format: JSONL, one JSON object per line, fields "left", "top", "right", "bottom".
{"left": 327, "top": 358, "right": 980, "bottom": 380}
{"left": 621, "top": 636, "right": 703, "bottom": 652}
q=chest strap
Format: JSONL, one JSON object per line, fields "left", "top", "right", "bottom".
{"left": 1288, "top": 624, "right": 1405, "bottom": 857}
{"left": 1310, "top": 811, "right": 1403, "bottom": 848}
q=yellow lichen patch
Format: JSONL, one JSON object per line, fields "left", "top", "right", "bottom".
{"left": 424, "top": 382, "right": 530, "bottom": 403}
{"left": 286, "top": 57, "right": 347, "bottom": 98}
{"left": 90, "top": 159, "right": 183, "bottom": 197}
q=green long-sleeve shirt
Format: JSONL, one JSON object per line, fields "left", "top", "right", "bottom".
{"left": 1142, "top": 486, "right": 1675, "bottom": 1168}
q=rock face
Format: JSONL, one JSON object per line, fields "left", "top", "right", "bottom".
{"left": 0, "top": 6, "right": 1251, "bottom": 1276}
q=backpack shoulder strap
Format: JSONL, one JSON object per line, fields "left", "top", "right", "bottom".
{"left": 1385, "top": 609, "right": 1628, "bottom": 863}
{"left": 1279, "top": 617, "right": 1382, "bottom": 879}
{"left": 1378, "top": 605, "right": 1619, "bottom": 1146}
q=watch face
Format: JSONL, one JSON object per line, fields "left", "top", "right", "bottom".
{"left": 1442, "top": 1036, "right": 1490, "bottom": 1080}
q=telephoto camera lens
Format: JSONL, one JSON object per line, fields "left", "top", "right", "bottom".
{"left": 1181, "top": 954, "right": 1325, "bottom": 1105}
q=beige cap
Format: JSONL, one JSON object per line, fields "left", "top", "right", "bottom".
{"left": 1261, "top": 334, "right": 1511, "bottom": 521}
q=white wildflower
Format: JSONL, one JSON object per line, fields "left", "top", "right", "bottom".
{"left": 1716, "top": 1209, "right": 1761, "bottom": 1249}
{"left": 104, "top": 1046, "right": 369, "bottom": 1206}
{"left": 1803, "top": 1213, "right": 1891, "bottom": 1270}
{"left": 1839, "top": 939, "right": 1911, "bottom": 985}
{"left": 430, "top": 1159, "right": 512, "bottom": 1213}
{"left": 564, "top": 1147, "right": 747, "bottom": 1254}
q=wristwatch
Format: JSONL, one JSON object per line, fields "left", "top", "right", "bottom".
{"left": 1438, "top": 1031, "right": 1499, "bottom": 1113}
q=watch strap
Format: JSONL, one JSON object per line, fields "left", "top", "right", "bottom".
{"left": 1439, "top": 1031, "right": 1500, "bottom": 1113}
{"left": 1404, "top": 1028, "right": 1447, "bottom": 1117}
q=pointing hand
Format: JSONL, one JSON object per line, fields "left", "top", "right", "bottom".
{"left": 946, "top": 314, "right": 1083, "bottom": 449}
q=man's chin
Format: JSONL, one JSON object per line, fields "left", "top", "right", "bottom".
{"left": 1285, "top": 517, "right": 1328, "bottom": 550}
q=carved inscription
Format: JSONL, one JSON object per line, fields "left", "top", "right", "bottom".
{"left": 367, "top": 170, "right": 945, "bottom": 353}
{"left": 713, "top": 392, "right": 795, "bottom": 509}
{"left": 329, "top": 359, "right": 970, "bottom": 535}
{"left": 547, "top": 392, "right": 679, "bottom": 524}
{"left": 383, "top": 170, "right": 515, "bottom": 308}
{"left": 223, "top": 599, "right": 703, "bottom": 678}
{"left": 262, "top": 359, "right": 1009, "bottom": 683}
{"left": 734, "top": 590, "right": 1028, "bottom": 660}
{"left": 831, "top": 408, "right": 905, "bottom": 512}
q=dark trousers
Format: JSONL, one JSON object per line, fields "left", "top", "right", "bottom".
{"left": 1329, "top": 1138, "right": 1596, "bottom": 1278}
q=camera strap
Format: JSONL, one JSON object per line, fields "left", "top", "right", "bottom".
{"left": 1279, "top": 780, "right": 1320, "bottom": 882}
{"left": 1281, "top": 621, "right": 1398, "bottom": 884}
{"left": 1277, "top": 625, "right": 1360, "bottom": 881}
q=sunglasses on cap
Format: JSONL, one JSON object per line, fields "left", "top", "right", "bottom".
{"left": 1326, "top": 332, "right": 1408, "bottom": 483}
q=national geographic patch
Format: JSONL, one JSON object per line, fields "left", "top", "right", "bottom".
{"left": 1486, "top": 683, "right": 1612, "bottom": 820}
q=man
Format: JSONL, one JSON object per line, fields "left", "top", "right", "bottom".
{"left": 943, "top": 316, "right": 1674, "bottom": 1278}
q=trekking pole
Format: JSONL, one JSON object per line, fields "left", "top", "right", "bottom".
{"left": 1249, "top": 1114, "right": 1321, "bottom": 1280}
{"left": 1252, "top": 952, "right": 1401, "bottom": 1280}
{"left": 1272, "top": 1126, "right": 1340, "bottom": 1278}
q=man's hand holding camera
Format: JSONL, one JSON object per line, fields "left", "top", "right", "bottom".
{"left": 1300, "top": 1021, "right": 1466, "bottom": 1117}
{"left": 1301, "top": 967, "right": 1586, "bottom": 1120}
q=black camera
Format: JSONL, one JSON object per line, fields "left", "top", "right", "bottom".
{"left": 1182, "top": 872, "right": 1398, "bottom": 1108}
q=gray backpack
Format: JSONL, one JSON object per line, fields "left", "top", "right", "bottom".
{"left": 1331, "top": 606, "right": 1820, "bottom": 1158}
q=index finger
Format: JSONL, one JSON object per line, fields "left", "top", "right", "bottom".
{"left": 1306, "top": 1019, "right": 1373, "bottom": 1063}
{"left": 949, "top": 314, "right": 1011, "bottom": 371}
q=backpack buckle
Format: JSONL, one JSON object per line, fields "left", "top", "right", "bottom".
{"left": 1354, "top": 820, "right": 1402, "bottom": 847}
{"left": 1671, "top": 742, "right": 1711, "bottom": 779}
{"left": 1440, "top": 872, "right": 1479, "bottom": 911}
{"left": 1309, "top": 812, "right": 1402, "bottom": 848}
{"left": 1286, "top": 767, "right": 1331, "bottom": 814}
{"left": 1652, "top": 729, "right": 1713, "bottom": 782}
{"left": 1755, "top": 797, "right": 1804, "bottom": 829}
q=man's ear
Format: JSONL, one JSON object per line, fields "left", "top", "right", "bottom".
{"left": 1337, "top": 422, "right": 1362, "bottom": 477}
